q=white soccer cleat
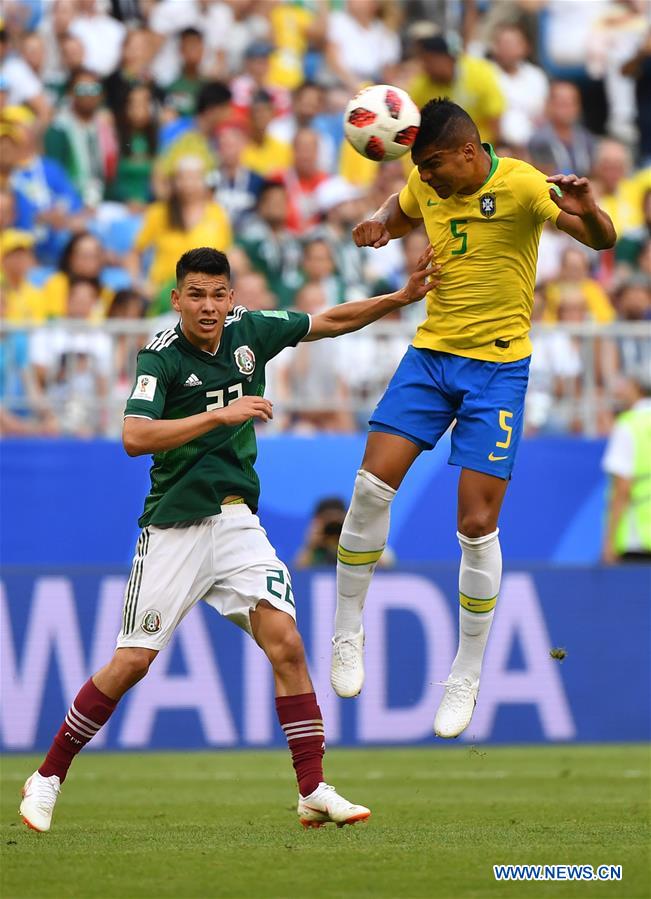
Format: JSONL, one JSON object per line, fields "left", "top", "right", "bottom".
{"left": 297, "top": 782, "right": 371, "bottom": 829}
{"left": 330, "top": 628, "right": 365, "bottom": 698}
{"left": 433, "top": 675, "right": 479, "bottom": 738}
{"left": 20, "top": 771, "right": 61, "bottom": 832}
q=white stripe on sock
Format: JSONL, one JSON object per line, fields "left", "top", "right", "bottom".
{"left": 281, "top": 718, "right": 322, "bottom": 730}
{"left": 70, "top": 703, "right": 101, "bottom": 731}
{"left": 64, "top": 714, "right": 95, "bottom": 740}
{"left": 286, "top": 730, "right": 325, "bottom": 741}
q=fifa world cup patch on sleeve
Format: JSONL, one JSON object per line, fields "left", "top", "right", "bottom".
{"left": 131, "top": 375, "right": 157, "bottom": 401}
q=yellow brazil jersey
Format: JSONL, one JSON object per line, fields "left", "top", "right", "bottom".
{"left": 135, "top": 202, "right": 233, "bottom": 292}
{"left": 398, "top": 145, "right": 561, "bottom": 363}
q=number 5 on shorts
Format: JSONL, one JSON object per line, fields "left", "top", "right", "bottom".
{"left": 496, "top": 410, "right": 513, "bottom": 448}
{"left": 266, "top": 568, "right": 295, "bottom": 607}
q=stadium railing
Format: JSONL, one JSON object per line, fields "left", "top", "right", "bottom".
{"left": 2, "top": 320, "right": 650, "bottom": 436}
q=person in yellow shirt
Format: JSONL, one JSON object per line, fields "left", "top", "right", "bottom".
{"left": 241, "top": 90, "right": 292, "bottom": 178}
{"left": 330, "top": 98, "right": 616, "bottom": 742}
{"left": 1, "top": 229, "right": 47, "bottom": 322}
{"left": 129, "top": 155, "right": 232, "bottom": 297}
{"left": 409, "top": 34, "right": 506, "bottom": 145}
{"left": 543, "top": 245, "right": 615, "bottom": 323}
{"left": 41, "top": 231, "right": 113, "bottom": 320}
{"left": 591, "top": 138, "right": 651, "bottom": 236}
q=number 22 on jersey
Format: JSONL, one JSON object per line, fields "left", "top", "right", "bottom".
{"left": 206, "top": 383, "right": 244, "bottom": 412}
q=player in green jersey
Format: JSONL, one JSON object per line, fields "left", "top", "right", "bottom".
{"left": 20, "top": 245, "right": 438, "bottom": 833}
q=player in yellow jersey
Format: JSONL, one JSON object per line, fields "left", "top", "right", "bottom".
{"left": 331, "top": 99, "right": 616, "bottom": 738}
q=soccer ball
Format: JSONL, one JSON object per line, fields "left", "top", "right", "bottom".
{"left": 343, "top": 84, "right": 420, "bottom": 162}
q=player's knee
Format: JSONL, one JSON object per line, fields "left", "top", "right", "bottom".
{"left": 114, "top": 648, "right": 155, "bottom": 684}
{"left": 458, "top": 511, "right": 495, "bottom": 539}
{"left": 267, "top": 626, "right": 306, "bottom": 672}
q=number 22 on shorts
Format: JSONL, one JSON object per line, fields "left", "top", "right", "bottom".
{"left": 488, "top": 410, "right": 512, "bottom": 461}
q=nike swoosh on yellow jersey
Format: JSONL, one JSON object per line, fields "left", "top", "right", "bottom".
{"left": 488, "top": 452, "right": 508, "bottom": 462}
{"left": 427, "top": 199, "right": 439, "bottom": 206}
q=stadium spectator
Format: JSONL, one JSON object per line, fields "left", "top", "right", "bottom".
{"left": 409, "top": 33, "right": 505, "bottom": 144}
{"left": 543, "top": 246, "right": 615, "bottom": 324}
{"left": 608, "top": 278, "right": 651, "bottom": 381}
{"left": 616, "top": 188, "right": 651, "bottom": 275}
{"left": 157, "top": 79, "right": 231, "bottom": 171}
{"left": 1, "top": 229, "right": 46, "bottom": 323}
{"left": 266, "top": 0, "right": 326, "bottom": 91}
{"left": 489, "top": 22, "right": 548, "bottom": 148}
{"left": 42, "top": 231, "right": 112, "bottom": 320}
{"left": 0, "top": 185, "right": 16, "bottom": 229}
{"left": 37, "top": 0, "right": 77, "bottom": 100}
{"left": 241, "top": 89, "right": 292, "bottom": 178}
{"left": 68, "top": 0, "right": 126, "bottom": 79}
{"left": 58, "top": 32, "right": 86, "bottom": 82}
{"left": 236, "top": 179, "right": 302, "bottom": 308}
{"left": 29, "top": 276, "right": 112, "bottom": 436}
{"left": 592, "top": 139, "right": 651, "bottom": 237}
{"left": 212, "top": 124, "right": 264, "bottom": 228}
{"left": 5, "top": 105, "right": 86, "bottom": 266}
{"left": 0, "top": 19, "right": 51, "bottom": 125}
{"left": 602, "top": 367, "right": 651, "bottom": 563}
{"left": 274, "top": 282, "right": 354, "bottom": 433}
{"left": 621, "top": 25, "right": 651, "bottom": 163}
{"left": 268, "top": 80, "right": 337, "bottom": 174}
{"left": 296, "top": 237, "right": 345, "bottom": 307}
{"left": 294, "top": 497, "right": 348, "bottom": 568}
{"left": 529, "top": 81, "right": 597, "bottom": 177}
{"left": 231, "top": 40, "right": 291, "bottom": 120}
{"left": 233, "top": 270, "right": 277, "bottom": 312}
{"left": 200, "top": 0, "right": 269, "bottom": 81}
{"left": 128, "top": 154, "right": 232, "bottom": 299}
{"left": 282, "top": 128, "right": 328, "bottom": 234}
{"left": 325, "top": 0, "right": 401, "bottom": 91}
{"left": 108, "top": 83, "right": 158, "bottom": 208}
{"left": 164, "top": 27, "right": 207, "bottom": 119}
{"left": 106, "top": 287, "right": 149, "bottom": 433}
{"left": 312, "top": 176, "right": 367, "bottom": 298}
{"left": 102, "top": 27, "right": 160, "bottom": 119}
{"left": 44, "top": 69, "right": 118, "bottom": 208}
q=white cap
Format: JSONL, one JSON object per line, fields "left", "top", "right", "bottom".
{"left": 315, "top": 176, "right": 364, "bottom": 213}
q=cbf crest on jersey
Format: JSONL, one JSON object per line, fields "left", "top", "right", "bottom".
{"left": 234, "top": 345, "right": 256, "bottom": 379}
{"left": 480, "top": 192, "right": 496, "bottom": 218}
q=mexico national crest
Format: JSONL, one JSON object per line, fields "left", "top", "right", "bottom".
{"left": 480, "top": 192, "right": 496, "bottom": 218}
{"left": 141, "top": 610, "right": 162, "bottom": 634}
{"left": 234, "top": 345, "right": 256, "bottom": 377}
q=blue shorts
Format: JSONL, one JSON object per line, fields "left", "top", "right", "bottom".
{"left": 369, "top": 347, "right": 530, "bottom": 480}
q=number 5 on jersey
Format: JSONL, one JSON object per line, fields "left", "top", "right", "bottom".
{"left": 488, "top": 410, "right": 513, "bottom": 462}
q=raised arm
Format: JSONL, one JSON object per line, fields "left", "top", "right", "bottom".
{"left": 122, "top": 396, "right": 274, "bottom": 456}
{"left": 547, "top": 174, "right": 617, "bottom": 250}
{"left": 352, "top": 192, "right": 422, "bottom": 249}
{"left": 305, "top": 247, "right": 439, "bottom": 341}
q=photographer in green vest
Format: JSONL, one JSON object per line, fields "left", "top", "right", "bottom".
{"left": 602, "top": 368, "right": 651, "bottom": 563}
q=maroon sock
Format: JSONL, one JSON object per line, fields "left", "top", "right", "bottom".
{"left": 276, "top": 692, "right": 325, "bottom": 798}
{"left": 39, "top": 678, "right": 118, "bottom": 783}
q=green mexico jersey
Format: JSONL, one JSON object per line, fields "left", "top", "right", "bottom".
{"left": 124, "top": 307, "right": 310, "bottom": 527}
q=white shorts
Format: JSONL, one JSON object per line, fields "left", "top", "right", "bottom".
{"left": 116, "top": 505, "right": 296, "bottom": 650}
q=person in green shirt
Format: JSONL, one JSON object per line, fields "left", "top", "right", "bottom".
{"left": 109, "top": 83, "right": 158, "bottom": 207}
{"left": 19, "top": 243, "right": 439, "bottom": 835}
{"left": 164, "top": 27, "right": 206, "bottom": 119}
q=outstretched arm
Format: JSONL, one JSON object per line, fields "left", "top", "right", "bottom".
{"left": 305, "top": 247, "right": 439, "bottom": 341}
{"left": 352, "top": 192, "right": 422, "bottom": 248}
{"left": 548, "top": 174, "right": 617, "bottom": 250}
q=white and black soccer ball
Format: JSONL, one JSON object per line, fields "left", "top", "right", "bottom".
{"left": 343, "top": 84, "right": 421, "bottom": 162}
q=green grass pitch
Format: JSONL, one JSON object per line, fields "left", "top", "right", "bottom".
{"left": 1, "top": 745, "right": 649, "bottom": 899}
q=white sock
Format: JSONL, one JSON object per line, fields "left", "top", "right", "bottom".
{"left": 450, "top": 529, "right": 502, "bottom": 682}
{"left": 335, "top": 469, "right": 396, "bottom": 636}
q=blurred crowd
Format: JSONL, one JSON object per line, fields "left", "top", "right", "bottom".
{"left": 1, "top": 0, "right": 650, "bottom": 437}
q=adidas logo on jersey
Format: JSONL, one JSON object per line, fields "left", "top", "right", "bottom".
{"left": 184, "top": 374, "right": 203, "bottom": 387}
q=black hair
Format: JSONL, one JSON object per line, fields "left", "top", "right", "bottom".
{"left": 179, "top": 27, "right": 203, "bottom": 41}
{"left": 68, "top": 275, "right": 101, "bottom": 292}
{"left": 196, "top": 81, "right": 232, "bottom": 114}
{"left": 176, "top": 247, "right": 230, "bottom": 285}
{"left": 314, "top": 497, "right": 346, "bottom": 516}
{"left": 117, "top": 82, "right": 158, "bottom": 157}
{"left": 59, "top": 231, "right": 102, "bottom": 276}
{"left": 295, "top": 80, "right": 321, "bottom": 95}
{"left": 108, "top": 288, "right": 147, "bottom": 317}
{"left": 411, "top": 98, "right": 480, "bottom": 155}
{"left": 256, "top": 179, "right": 286, "bottom": 205}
